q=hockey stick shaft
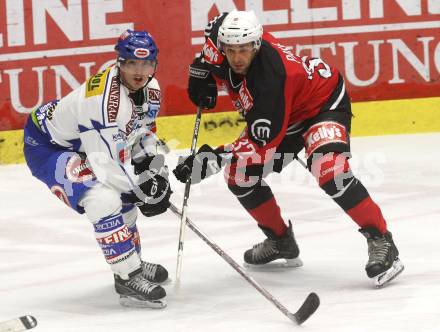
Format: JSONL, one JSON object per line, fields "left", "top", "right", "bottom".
{"left": 175, "top": 106, "right": 203, "bottom": 282}
{"left": 169, "top": 203, "right": 320, "bottom": 325}
{"left": 294, "top": 154, "right": 308, "bottom": 169}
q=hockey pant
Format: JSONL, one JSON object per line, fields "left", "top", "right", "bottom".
{"left": 225, "top": 109, "right": 387, "bottom": 237}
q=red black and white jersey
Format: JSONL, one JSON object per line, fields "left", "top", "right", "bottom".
{"left": 200, "top": 14, "right": 346, "bottom": 166}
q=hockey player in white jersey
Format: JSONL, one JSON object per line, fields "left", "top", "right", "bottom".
{"left": 23, "top": 30, "right": 171, "bottom": 308}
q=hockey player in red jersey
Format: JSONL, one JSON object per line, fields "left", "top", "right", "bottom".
{"left": 173, "top": 10, "right": 404, "bottom": 287}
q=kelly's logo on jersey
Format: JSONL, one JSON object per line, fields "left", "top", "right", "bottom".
{"left": 107, "top": 77, "right": 120, "bottom": 123}
{"left": 238, "top": 81, "right": 253, "bottom": 114}
{"left": 202, "top": 37, "right": 224, "bottom": 65}
{"left": 303, "top": 121, "right": 348, "bottom": 158}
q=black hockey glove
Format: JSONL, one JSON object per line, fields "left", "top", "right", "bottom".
{"left": 131, "top": 154, "right": 166, "bottom": 175}
{"left": 188, "top": 57, "right": 217, "bottom": 109}
{"left": 173, "top": 144, "right": 223, "bottom": 184}
{"left": 126, "top": 154, "right": 172, "bottom": 217}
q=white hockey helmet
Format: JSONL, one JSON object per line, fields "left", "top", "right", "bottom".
{"left": 218, "top": 10, "right": 263, "bottom": 49}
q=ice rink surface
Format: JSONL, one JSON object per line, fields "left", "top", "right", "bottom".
{"left": 1, "top": 133, "right": 439, "bottom": 332}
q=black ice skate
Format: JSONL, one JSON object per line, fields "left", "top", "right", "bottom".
{"left": 141, "top": 261, "right": 169, "bottom": 284}
{"left": 359, "top": 227, "right": 404, "bottom": 287}
{"left": 244, "top": 221, "right": 303, "bottom": 269}
{"left": 114, "top": 268, "right": 166, "bottom": 308}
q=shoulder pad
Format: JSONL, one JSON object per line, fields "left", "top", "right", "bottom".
{"left": 146, "top": 77, "right": 160, "bottom": 90}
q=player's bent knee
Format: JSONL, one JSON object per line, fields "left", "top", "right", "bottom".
{"left": 122, "top": 205, "right": 138, "bottom": 228}
{"left": 80, "top": 184, "right": 122, "bottom": 223}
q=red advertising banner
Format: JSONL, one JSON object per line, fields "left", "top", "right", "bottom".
{"left": 1, "top": 0, "right": 439, "bottom": 131}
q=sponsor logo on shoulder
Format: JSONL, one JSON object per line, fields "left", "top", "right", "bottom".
{"left": 107, "top": 76, "right": 120, "bottom": 123}
{"left": 85, "top": 68, "right": 110, "bottom": 98}
{"left": 148, "top": 88, "right": 161, "bottom": 103}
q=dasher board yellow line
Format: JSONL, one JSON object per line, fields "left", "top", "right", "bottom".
{"left": 1, "top": 96, "right": 439, "bottom": 164}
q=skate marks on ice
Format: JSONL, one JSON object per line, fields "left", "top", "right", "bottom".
{"left": 1, "top": 134, "right": 440, "bottom": 331}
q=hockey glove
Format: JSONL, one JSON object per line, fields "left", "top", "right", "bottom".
{"left": 188, "top": 57, "right": 217, "bottom": 109}
{"left": 132, "top": 154, "right": 166, "bottom": 175}
{"left": 124, "top": 174, "right": 172, "bottom": 217}
{"left": 173, "top": 144, "right": 223, "bottom": 184}
{"left": 126, "top": 155, "right": 172, "bottom": 217}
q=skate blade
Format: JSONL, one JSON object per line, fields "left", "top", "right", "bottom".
{"left": 244, "top": 257, "right": 303, "bottom": 270}
{"left": 373, "top": 258, "right": 404, "bottom": 288}
{"left": 119, "top": 295, "right": 167, "bottom": 309}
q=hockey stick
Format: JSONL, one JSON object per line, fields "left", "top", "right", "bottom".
{"left": 175, "top": 106, "right": 203, "bottom": 282}
{"left": 169, "top": 203, "right": 320, "bottom": 325}
{"left": 294, "top": 153, "right": 308, "bottom": 169}
{"left": 0, "top": 316, "right": 37, "bottom": 332}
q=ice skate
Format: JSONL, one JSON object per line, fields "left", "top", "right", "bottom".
{"left": 114, "top": 268, "right": 166, "bottom": 308}
{"left": 359, "top": 227, "right": 404, "bottom": 287}
{"left": 244, "top": 221, "right": 303, "bottom": 269}
{"left": 141, "top": 261, "right": 169, "bottom": 284}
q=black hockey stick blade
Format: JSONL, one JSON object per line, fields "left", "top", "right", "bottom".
{"left": 19, "top": 316, "right": 37, "bottom": 330}
{"left": 288, "top": 292, "right": 320, "bottom": 325}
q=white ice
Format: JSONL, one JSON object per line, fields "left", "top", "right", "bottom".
{"left": 1, "top": 133, "right": 439, "bottom": 332}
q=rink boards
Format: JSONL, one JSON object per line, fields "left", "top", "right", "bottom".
{"left": 1, "top": 96, "right": 440, "bottom": 164}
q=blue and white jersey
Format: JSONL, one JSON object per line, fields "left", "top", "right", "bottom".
{"left": 30, "top": 65, "right": 161, "bottom": 193}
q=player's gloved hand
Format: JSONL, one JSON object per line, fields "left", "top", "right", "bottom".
{"left": 188, "top": 57, "right": 217, "bottom": 109}
{"left": 127, "top": 154, "right": 172, "bottom": 217}
{"left": 173, "top": 144, "right": 223, "bottom": 184}
{"left": 132, "top": 154, "right": 166, "bottom": 175}
{"left": 135, "top": 173, "right": 172, "bottom": 217}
